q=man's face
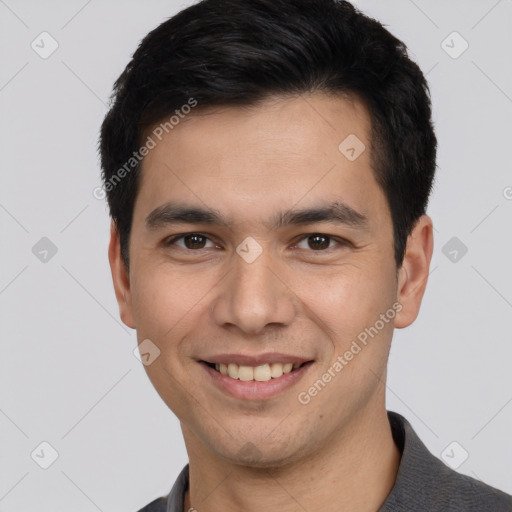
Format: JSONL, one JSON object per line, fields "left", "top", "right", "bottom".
{"left": 110, "top": 93, "right": 421, "bottom": 466}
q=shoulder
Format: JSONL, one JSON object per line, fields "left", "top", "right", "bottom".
{"left": 428, "top": 459, "right": 512, "bottom": 511}
{"left": 135, "top": 464, "right": 189, "bottom": 512}
{"left": 383, "top": 412, "right": 512, "bottom": 511}
{"left": 136, "top": 496, "right": 168, "bottom": 512}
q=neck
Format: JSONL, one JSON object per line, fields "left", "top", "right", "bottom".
{"left": 182, "top": 406, "right": 401, "bottom": 512}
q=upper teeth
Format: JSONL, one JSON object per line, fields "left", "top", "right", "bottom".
{"left": 214, "top": 362, "right": 302, "bottom": 381}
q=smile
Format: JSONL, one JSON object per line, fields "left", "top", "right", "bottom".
{"left": 200, "top": 358, "right": 314, "bottom": 400}
{"left": 205, "top": 362, "right": 305, "bottom": 382}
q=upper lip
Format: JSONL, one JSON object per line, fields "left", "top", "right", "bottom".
{"left": 201, "top": 352, "right": 313, "bottom": 366}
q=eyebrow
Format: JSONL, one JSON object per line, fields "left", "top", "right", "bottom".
{"left": 145, "top": 201, "right": 369, "bottom": 231}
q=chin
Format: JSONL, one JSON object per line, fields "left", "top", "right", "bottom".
{"left": 215, "top": 439, "right": 310, "bottom": 470}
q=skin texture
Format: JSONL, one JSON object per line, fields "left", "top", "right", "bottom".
{"left": 109, "top": 93, "right": 433, "bottom": 511}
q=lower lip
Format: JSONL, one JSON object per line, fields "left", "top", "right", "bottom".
{"left": 201, "top": 362, "right": 313, "bottom": 401}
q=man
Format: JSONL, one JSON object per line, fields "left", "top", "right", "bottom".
{"left": 99, "top": 0, "right": 512, "bottom": 510}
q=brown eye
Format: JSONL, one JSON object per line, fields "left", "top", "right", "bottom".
{"left": 307, "top": 234, "right": 330, "bottom": 250}
{"left": 296, "top": 233, "right": 335, "bottom": 251}
{"left": 166, "top": 233, "right": 216, "bottom": 250}
{"left": 183, "top": 234, "right": 207, "bottom": 249}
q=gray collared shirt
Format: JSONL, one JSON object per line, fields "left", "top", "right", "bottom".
{"left": 137, "top": 411, "right": 512, "bottom": 511}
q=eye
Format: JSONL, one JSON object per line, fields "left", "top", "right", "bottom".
{"left": 165, "top": 233, "right": 217, "bottom": 250}
{"left": 294, "top": 233, "right": 346, "bottom": 251}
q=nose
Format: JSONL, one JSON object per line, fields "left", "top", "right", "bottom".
{"left": 210, "top": 246, "right": 297, "bottom": 335}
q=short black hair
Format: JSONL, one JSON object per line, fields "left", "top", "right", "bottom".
{"left": 99, "top": 0, "right": 437, "bottom": 269}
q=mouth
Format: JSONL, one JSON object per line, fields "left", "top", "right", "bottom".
{"left": 202, "top": 361, "right": 308, "bottom": 382}
{"left": 199, "top": 357, "right": 314, "bottom": 400}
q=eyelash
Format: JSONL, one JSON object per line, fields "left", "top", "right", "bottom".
{"left": 163, "top": 232, "right": 349, "bottom": 253}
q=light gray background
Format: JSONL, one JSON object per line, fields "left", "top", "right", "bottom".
{"left": 1, "top": 0, "right": 511, "bottom": 510}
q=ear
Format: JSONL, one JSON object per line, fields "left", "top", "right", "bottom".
{"left": 108, "top": 221, "right": 136, "bottom": 329}
{"left": 394, "top": 215, "right": 434, "bottom": 329}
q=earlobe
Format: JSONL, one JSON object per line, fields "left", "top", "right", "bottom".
{"left": 394, "top": 215, "right": 434, "bottom": 329}
{"left": 108, "top": 221, "right": 136, "bottom": 329}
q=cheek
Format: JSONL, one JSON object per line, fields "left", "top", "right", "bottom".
{"left": 298, "top": 260, "right": 396, "bottom": 340}
{"left": 130, "top": 262, "right": 216, "bottom": 342}
{"left": 295, "top": 264, "right": 396, "bottom": 413}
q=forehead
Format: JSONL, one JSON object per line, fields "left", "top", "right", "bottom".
{"left": 134, "top": 93, "right": 388, "bottom": 230}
